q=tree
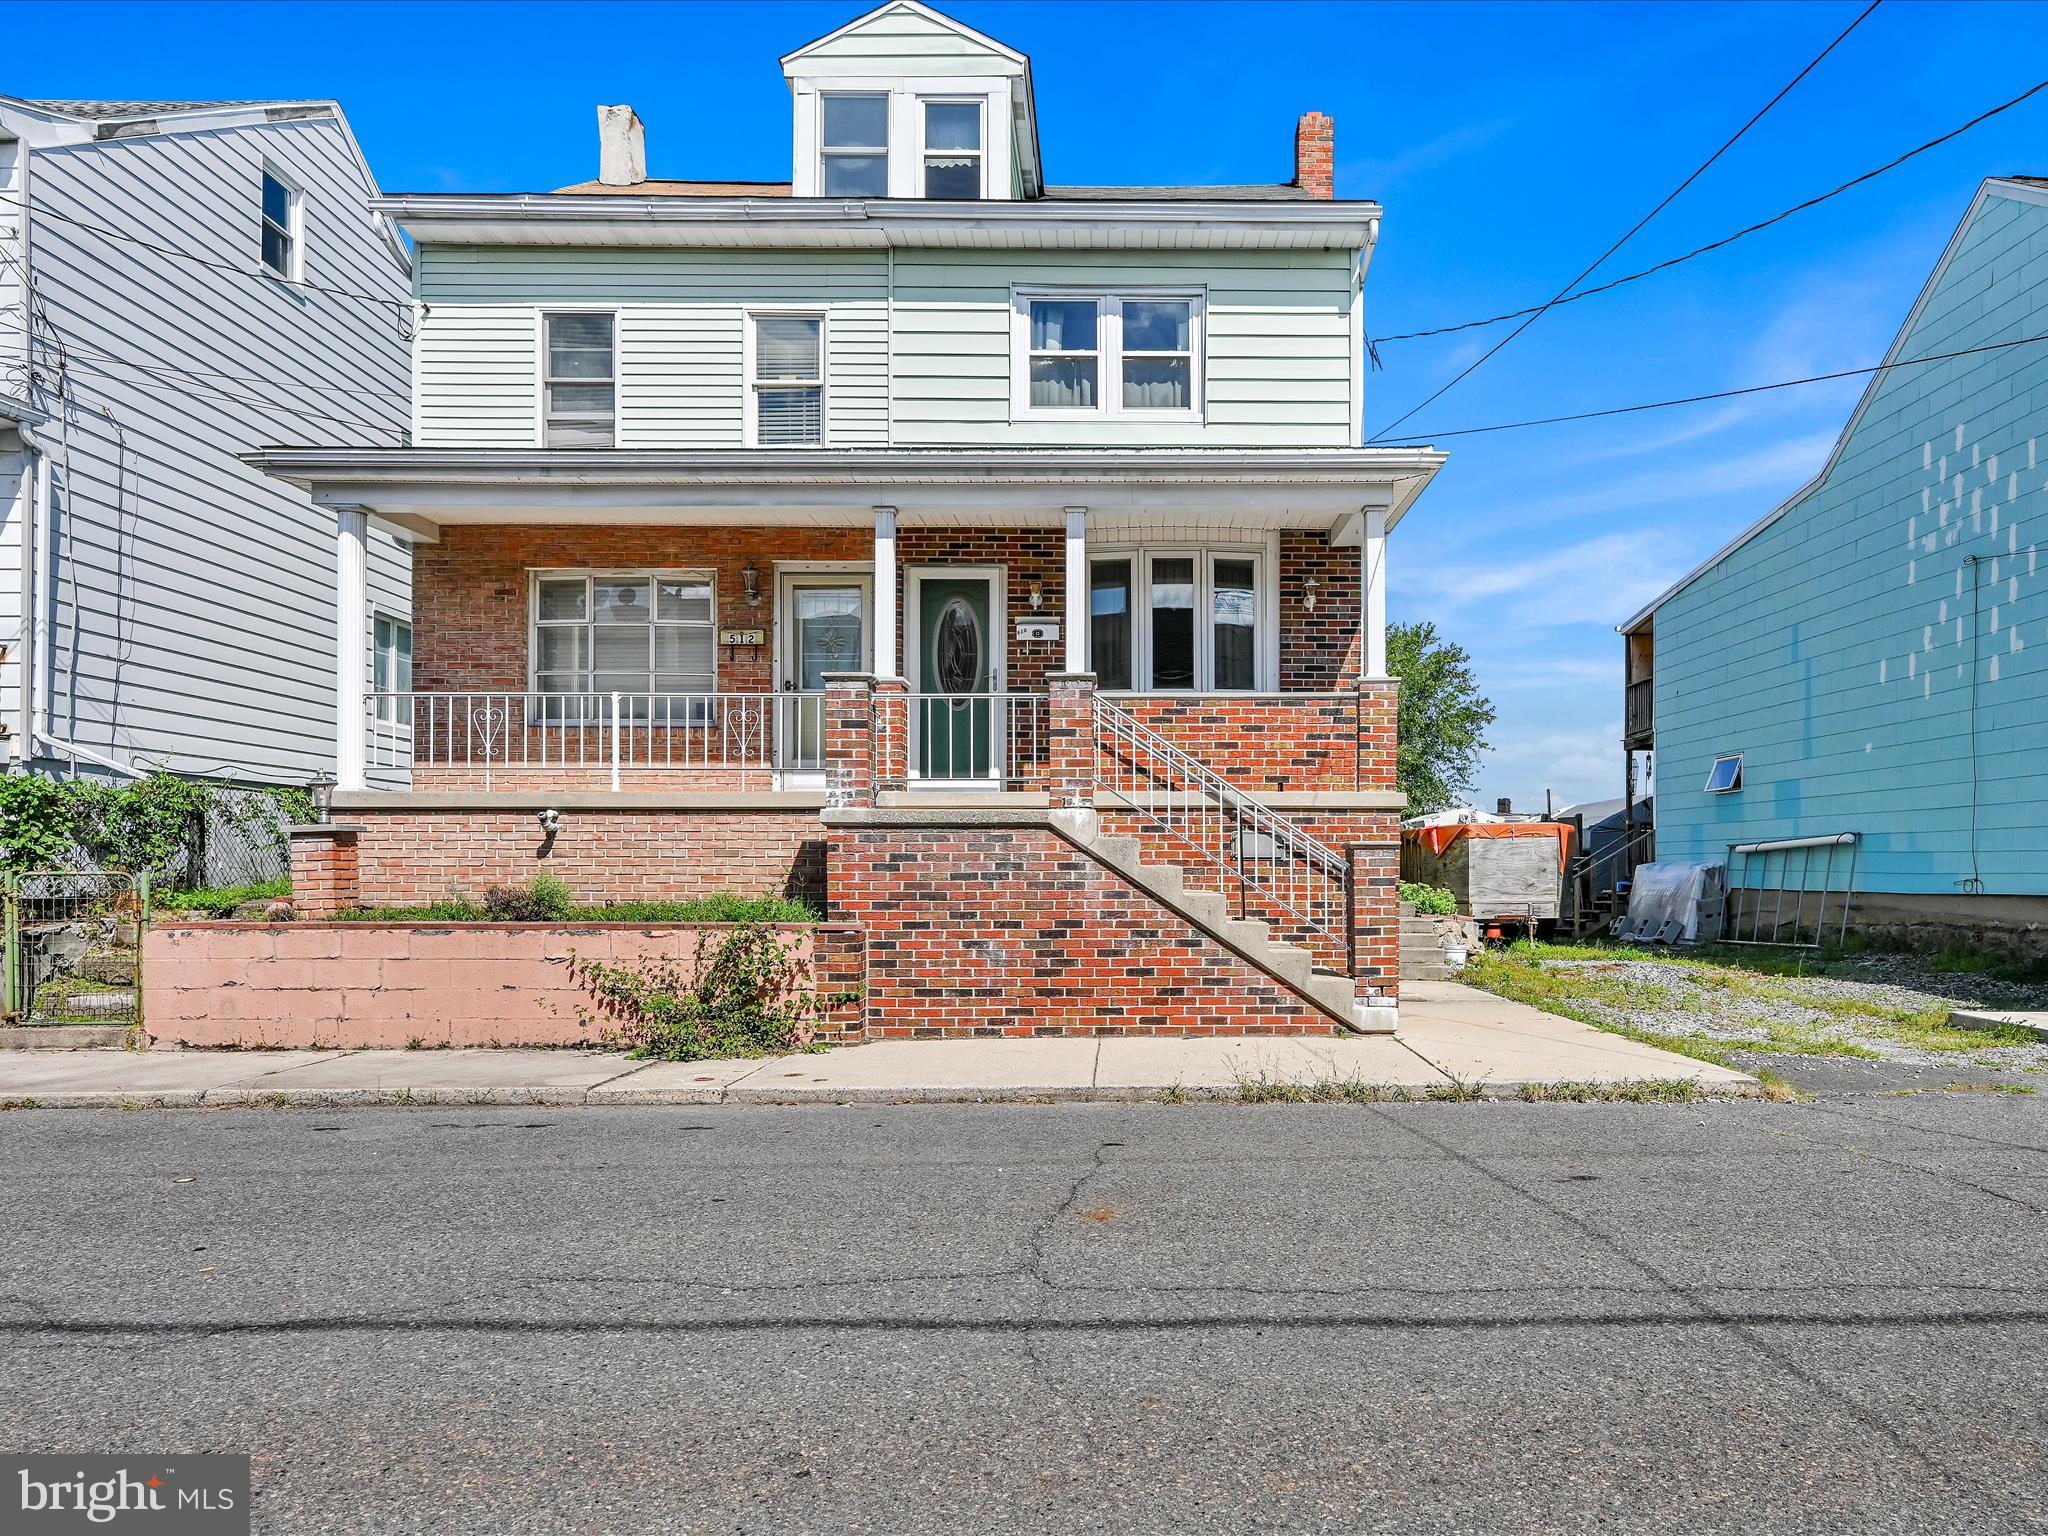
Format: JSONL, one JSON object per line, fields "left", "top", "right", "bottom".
{"left": 1385, "top": 621, "right": 1495, "bottom": 816}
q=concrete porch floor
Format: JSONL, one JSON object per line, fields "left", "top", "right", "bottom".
{"left": 0, "top": 981, "right": 1755, "bottom": 1106}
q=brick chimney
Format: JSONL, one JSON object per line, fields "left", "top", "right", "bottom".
{"left": 1294, "top": 111, "right": 1334, "bottom": 199}
{"left": 598, "top": 104, "right": 645, "bottom": 188}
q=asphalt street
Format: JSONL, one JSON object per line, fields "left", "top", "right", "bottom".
{"left": 2, "top": 1091, "right": 2044, "bottom": 1534}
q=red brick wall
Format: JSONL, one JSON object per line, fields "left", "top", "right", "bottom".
{"left": 1110, "top": 684, "right": 1396, "bottom": 793}
{"left": 828, "top": 823, "right": 1341, "bottom": 1037}
{"left": 1295, "top": 112, "right": 1335, "bottom": 200}
{"left": 288, "top": 829, "right": 359, "bottom": 920}
{"left": 344, "top": 808, "right": 824, "bottom": 909}
{"left": 1280, "top": 530, "right": 1364, "bottom": 688}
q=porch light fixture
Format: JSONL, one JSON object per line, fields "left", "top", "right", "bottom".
{"left": 307, "top": 769, "right": 337, "bottom": 824}
{"left": 1029, "top": 580, "right": 1044, "bottom": 610}
{"left": 741, "top": 561, "right": 763, "bottom": 608}
{"left": 1301, "top": 577, "right": 1318, "bottom": 612}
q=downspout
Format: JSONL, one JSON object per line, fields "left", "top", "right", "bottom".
{"left": 13, "top": 442, "right": 32, "bottom": 756}
{"left": 22, "top": 429, "right": 141, "bottom": 778}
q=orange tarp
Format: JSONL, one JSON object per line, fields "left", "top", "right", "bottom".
{"left": 1404, "top": 821, "right": 1575, "bottom": 872}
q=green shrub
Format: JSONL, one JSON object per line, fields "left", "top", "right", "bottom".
{"left": 154, "top": 877, "right": 291, "bottom": 916}
{"left": 575, "top": 920, "right": 844, "bottom": 1061}
{"left": 480, "top": 872, "right": 576, "bottom": 922}
{"left": 330, "top": 892, "right": 819, "bottom": 925}
{"left": 0, "top": 769, "right": 309, "bottom": 885}
{"left": 1400, "top": 881, "right": 1458, "bottom": 916}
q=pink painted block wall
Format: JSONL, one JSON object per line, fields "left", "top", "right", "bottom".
{"left": 143, "top": 922, "right": 832, "bottom": 1050}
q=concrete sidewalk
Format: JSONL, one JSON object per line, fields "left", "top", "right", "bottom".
{"left": 0, "top": 981, "right": 1755, "bottom": 1107}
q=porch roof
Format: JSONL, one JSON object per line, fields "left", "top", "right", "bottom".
{"left": 245, "top": 446, "right": 1447, "bottom": 541}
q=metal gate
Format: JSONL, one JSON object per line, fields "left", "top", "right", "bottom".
{"left": 2, "top": 871, "right": 148, "bottom": 1028}
{"left": 1723, "top": 833, "right": 1858, "bottom": 948}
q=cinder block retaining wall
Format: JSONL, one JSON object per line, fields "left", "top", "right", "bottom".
{"left": 142, "top": 922, "right": 848, "bottom": 1050}
{"left": 826, "top": 820, "right": 1338, "bottom": 1037}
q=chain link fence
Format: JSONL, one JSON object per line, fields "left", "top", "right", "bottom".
{"left": 4, "top": 871, "right": 145, "bottom": 1027}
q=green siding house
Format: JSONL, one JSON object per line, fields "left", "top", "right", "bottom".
{"left": 1623, "top": 176, "right": 2048, "bottom": 943}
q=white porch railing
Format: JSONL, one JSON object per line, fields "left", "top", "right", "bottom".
{"left": 1092, "top": 695, "right": 1357, "bottom": 974}
{"left": 909, "top": 693, "right": 1048, "bottom": 788}
{"left": 366, "top": 692, "right": 824, "bottom": 788}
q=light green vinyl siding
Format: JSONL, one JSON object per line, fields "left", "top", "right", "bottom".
{"left": 414, "top": 244, "right": 1359, "bottom": 448}
{"left": 790, "top": 4, "right": 1022, "bottom": 77}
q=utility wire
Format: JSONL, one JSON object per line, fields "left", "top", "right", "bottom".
{"left": 65, "top": 357, "right": 406, "bottom": 438}
{"left": 0, "top": 321, "right": 412, "bottom": 404}
{"left": 1372, "top": 75, "right": 2048, "bottom": 345}
{"left": 1367, "top": 0, "right": 1881, "bottom": 442}
{"left": 0, "top": 187, "right": 413, "bottom": 310}
{"left": 1372, "top": 330, "right": 2048, "bottom": 444}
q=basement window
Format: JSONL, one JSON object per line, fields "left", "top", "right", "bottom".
{"left": 1704, "top": 754, "right": 1743, "bottom": 794}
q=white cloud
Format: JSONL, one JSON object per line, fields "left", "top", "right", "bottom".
{"left": 1346, "top": 119, "right": 1513, "bottom": 191}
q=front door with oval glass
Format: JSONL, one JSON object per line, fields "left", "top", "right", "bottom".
{"left": 912, "top": 572, "right": 997, "bottom": 781}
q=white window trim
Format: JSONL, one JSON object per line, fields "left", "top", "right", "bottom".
{"left": 743, "top": 308, "right": 829, "bottom": 449}
{"left": 259, "top": 162, "right": 303, "bottom": 282}
{"left": 1705, "top": 753, "right": 1744, "bottom": 794}
{"left": 527, "top": 568, "right": 719, "bottom": 719}
{"left": 818, "top": 89, "right": 890, "bottom": 199}
{"left": 1010, "top": 286, "right": 1207, "bottom": 422}
{"left": 1087, "top": 541, "right": 1275, "bottom": 692}
{"left": 917, "top": 95, "right": 987, "bottom": 200}
{"left": 790, "top": 75, "right": 1014, "bottom": 199}
{"left": 370, "top": 607, "right": 413, "bottom": 729}
{"left": 535, "top": 306, "right": 621, "bottom": 449}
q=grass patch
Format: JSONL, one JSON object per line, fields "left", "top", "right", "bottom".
{"left": 1233, "top": 1069, "right": 1409, "bottom": 1103}
{"left": 333, "top": 893, "right": 820, "bottom": 924}
{"left": 1515, "top": 1078, "right": 1705, "bottom": 1103}
{"left": 153, "top": 877, "right": 291, "bottom": 916}
{"left": 1942, "top": 1080, "right": 2036, "bottom": 1095}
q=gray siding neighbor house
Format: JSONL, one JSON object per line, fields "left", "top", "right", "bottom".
{"left": 0, "top": 97, "right": 411, "bottom": 789}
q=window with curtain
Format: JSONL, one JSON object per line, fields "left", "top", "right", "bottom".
{"left": 543, "top": 313, "right": 615, "bottom": 447}
{"left": 1087, "top": 549, "right": 1265, "bottom": 690}
{"left": 531, "top": 572, "right": 716, "bottom": 720}
{"left": 751, "top": 314, "right": 825, "bottom": 446}
{"left": 1015, "top": 291, "right": 1202, "bottom": 417}
{"left": 372, "top": 613, "right": 412, "bottom": 725}
{"left": 922, "top": 100, "right": 983, "bottom": 198}
{"left": 821, "top": 93, "right": 888, "bottom": 196}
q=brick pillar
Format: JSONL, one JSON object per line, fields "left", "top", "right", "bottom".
{"left": 872, "top": 676, "right": 908, "bottom": 795}
{"left": 288, "top": 825, "right": 360, "bottom": 918}
{"left": 1047, "top": 671, "right": 1096, "bottom": 809}
{"left": 822, "top": 673, "right": 877, "bottom": 809}
{"left": 1355, "top": 678, "right": 1399, "bottom": 791}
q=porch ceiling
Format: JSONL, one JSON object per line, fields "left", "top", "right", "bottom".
{"left": 245, "top": 447, "right": 1447, "bottom": 539}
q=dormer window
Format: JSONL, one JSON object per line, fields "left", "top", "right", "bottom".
{"left": 820, "top": 93, "right": 888, "bottom": 197}
{"left": 922, "top": 100, "right": 983, "bottom": 198}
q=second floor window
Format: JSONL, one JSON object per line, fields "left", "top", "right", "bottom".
{"left": 821, "top": 93, "right": 888, "bottom": 197}
{"left": 922, "top": 100, "right": 982, "bottom": 198}
{"left": 750, "top": 314, "right": 825, "bottom": 447}
{"left": 1014, "top": 290, "right": 1204, "bottom": 420}
{"left": 260, "top": 168, "right": 299, "bottom": 279}
{"left": 543, "top": 312, "right": 615, "bottom": 448}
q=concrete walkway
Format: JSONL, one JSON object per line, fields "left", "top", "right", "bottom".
{"left": 0, "top": 981, "right": 1754, "bottom": 1107}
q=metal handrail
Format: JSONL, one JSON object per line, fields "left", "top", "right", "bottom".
{"left": 1090, "top": 695, "right": 1355, "bottom": 973}
{"left": 365, "top": 691, "right": 823, "bottom": 789}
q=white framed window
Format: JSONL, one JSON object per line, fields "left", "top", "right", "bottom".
{"left": 541, "top": 311, "right": 616, "bottom": 448}
{"left": 371, "top": 611, "right": 412, "bottom": 725}
{"left": 1089, "top": 546, "right": 1268, "bottom": 691}
{"left": 820, "top": 92, "right": 889, "bottom": 197}
{"left": 1704, "top": 754, "right": 1743, "bottom": 794}
{"left": 1011, "top": 289, "right": 1205, "bottom": 420}
{"left": 746, "top": 311, "right": 826, "bottom": 447}
{"left": 530, "top": 570, "right": 717, "bottom": 720}
{"left": 259, "top": 166, "right": 301, "bottom": 280}
{"left": 921, "top": 98, "right": 984, "bottom": 199}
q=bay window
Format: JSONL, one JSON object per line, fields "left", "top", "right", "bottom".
{"left": 1088, "top": 548, "right": 1267, "bottom": 690}
{"left": 531, "top": 571, "right": 716, "bottom": 720}
{"left": 1013, "top": 289, "right": 1204, "bottom": 419}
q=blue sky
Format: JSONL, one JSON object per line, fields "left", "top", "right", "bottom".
{"left": 14, "top": 0, "right": 2048, "bottom": 809}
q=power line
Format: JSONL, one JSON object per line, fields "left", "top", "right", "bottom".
{"left": 1372, "top": 75, "right": 2048, "bottom": 346}
{"left": 1371, "top": 330, "right": 2048, "bottom": 444}
{"left": 64, "top": 357, "right": 405, "bottom": 438}
{"left": 0, "top": 321, "right": 412, "bottom": 404}
{"left": 1367, "top": 0, "right": 1881, "bottom": 443}
{"left": 0, "top": 187, "right": 413, "bottom": 310}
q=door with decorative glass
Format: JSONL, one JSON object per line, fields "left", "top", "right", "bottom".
{"left": 778, "top": 578, "right": 869, "bottom": 773}
{"left": 910, "top": 571, "right": 999, "bottom": 781}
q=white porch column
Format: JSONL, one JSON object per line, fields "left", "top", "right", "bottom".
{"left": 334, "top": 504, "right": 369, "bottom": 790}
{"left": 1362, "top": 505, "right": 1389, "bottom": 680}
{"left": 873, "top": 505, "right": 899, "bottom": 678}
{"left": 1063, "top": 505, "right": 1088, "bottom": 674}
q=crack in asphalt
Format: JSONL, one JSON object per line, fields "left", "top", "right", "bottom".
{"left": 1756, "top": 1112, "right": 2046, "bottom": 1214}
{"left": 1363, "top": 1106, "right": 2013, "bottom": 1519}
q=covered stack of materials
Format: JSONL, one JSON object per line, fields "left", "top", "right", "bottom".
{"left": 1400, "top": 816, "right": 1574, "bottom": 924}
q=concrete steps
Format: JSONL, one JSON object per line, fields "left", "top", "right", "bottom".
{"left": 1399, "top": 914, "right": 1464, "bottom": 982}
{"left": 1076, "top": 822, "right": 1392, "bottom": 1035}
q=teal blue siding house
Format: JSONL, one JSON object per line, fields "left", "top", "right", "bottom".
{"left": 1622, "top": 176, "right": 2048, "bottom": 942}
